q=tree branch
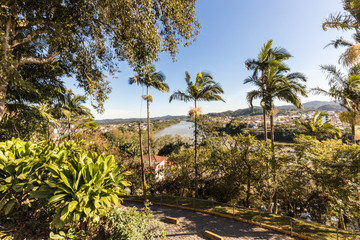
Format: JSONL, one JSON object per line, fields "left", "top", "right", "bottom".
{"left": 11, "top": 29, "right": 49, "bottom": 49}
{"left": 19, "top": 52, "right": 57, "bottom": 65}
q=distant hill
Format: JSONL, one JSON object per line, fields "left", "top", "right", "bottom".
{"left": 95, "top": 101, "right": 342, "bottom": 124}
{"left": 207, "top": 106, "right": 263, "bottom": 117}
{"left": 207, "top": 101, "right": 343, "bottom": 118}
{"left": 96, "top": 115, "right": 187, "bottom": 124}
{"left": 277, "top": 101, "right": 340, "bottom": 110}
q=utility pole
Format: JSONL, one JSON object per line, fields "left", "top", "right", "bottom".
{"left": 138, "top": 122, "right": 147, "bottom": 201}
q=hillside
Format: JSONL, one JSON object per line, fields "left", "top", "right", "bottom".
{"left": 207, "top": 101, "right": 342, "bottom": 118}
{"left": 95, "top": 101, "right": 342, "bottom": 124}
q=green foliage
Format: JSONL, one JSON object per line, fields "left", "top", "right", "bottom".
{"left": 105, "top": 128, "right": 141, "bottom": 157}
{"left": 295, "top": 111, "right": 343, "bottom": 140}
{"left": 323, "top": 0, "right": 360, "bottom": 66}
{"left": 49, "top": 228, "right": 83, "bottom": 240}
{"left": 0, "top": 138, "right": 53, "bottom": 216}
{"left": 39, "top": 152, "right": 130, "bottom": 229}
{"left": 223, "top": 119, "right": 248, "bottom": 136}
{"left": 208, "top": 134, "right": 271, "bottom": 206}
{"left": 125, "top": 161, "right": 155, "bottom": 196}
{"left": 156, "top": 135, "right": 190, "bottom": 156}
{"left": 105, "top": 205, "right": 165, "bottom": 240}
{"left": 315, "top": 64, "right": 360, "bottom": 142}
{"left": 0, "top": 138, "right": 130, "bottom": 233}
{"left": 0, "top": 0, "right": 200, "bottom": 117}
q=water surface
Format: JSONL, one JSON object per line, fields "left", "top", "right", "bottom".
{"left": 154, "top": 121, "right": 194, "bottom": 139}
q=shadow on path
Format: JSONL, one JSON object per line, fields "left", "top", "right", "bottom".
{"left": 123, "top": 201, "right": 296, "bottom": 240}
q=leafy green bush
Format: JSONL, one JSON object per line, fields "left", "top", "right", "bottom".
{"left": 37, "top": 152, "right": 130, "bottom": 229}
{"left": 105, "top": 205, "right": 165, "bottom": 240}
{"left": 0, "top": 139, "right": 52, "bottom": 216}
{"left": 0, "top": 138, "right": 130, "bottom": 234}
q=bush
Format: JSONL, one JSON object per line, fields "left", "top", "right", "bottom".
{"left": 0, "top": 138, "right": 131, "bottom": 236}
{"left": 105, "top": 205, "right": 165, "bottom": 240}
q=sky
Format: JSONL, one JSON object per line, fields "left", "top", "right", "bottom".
{"left": 66, "top": 0, "right": 354, "bottom": 120}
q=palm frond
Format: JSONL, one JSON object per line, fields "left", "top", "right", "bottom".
{"left": 246, "top": 90, "right": 262, "bottom": 110}
{"left": 185, "top": 71, "right": 192, "bottom": 86}
{"left": 340, "top": 42, "right": 360, "bottom": 66}
{"left": 169, "top": 91, "right": 192, "bottom": 103}
{"left": 325, "top": 38, "right": 353, "bottom": 49}
{"left": 323, "top": 13, "right": 357, "bottom": 31}
{"left": 259, "top": 39, "right": 273, "bottom": 61}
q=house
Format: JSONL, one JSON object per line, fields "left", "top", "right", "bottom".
{"left": 141, "top": 155, "right": 168, "bottom": 181}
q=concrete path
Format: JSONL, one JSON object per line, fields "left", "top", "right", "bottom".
{"left": 123, "top": 201, "right": 296, "bottom": 240}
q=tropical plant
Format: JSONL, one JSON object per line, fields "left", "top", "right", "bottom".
{"left": 34, "top": 151, "right": 130, "bottom": 229}
{"left": 169, "top": 71, "right": 224, "bottom": 197}
{"left": 295, "top": 111, "right": 343, "bottom": 140}
{"left": 0, "top": 138, "right": 130, "bottom": 233}
{"left": 36, "top": 103, "right": 60, "bottom": 141}
{"left": 0, "top": 139, "right": 45, "bottom": 216}
{"left": 244, "top": 39, "right": 292, "bottom": 142}
{"left": 129, "top": 65, "right": 169, "bottom": 166}
{"left": 56, "top": 91, "right": 93, "bottom": 140}
{"left": 323, "top": 0, "right": 360, "bottom": 66}
{"left": 245, "top": 40, "right": 307, "bottom": 149}
{"left": 264, "top": 64, "right": 307, "bottom": 149}
{"left": 315, "top": 64, "right": 360, "bottom": 142}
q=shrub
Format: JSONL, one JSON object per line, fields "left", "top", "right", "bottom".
{"left": 32, "top": 149, "right": 131, "bottom": 230}
{"left": 105, "top": 205, "right": 165, "bottom": 240}
{"left": 0, "top": 138, "right": 131, "bottom": 233}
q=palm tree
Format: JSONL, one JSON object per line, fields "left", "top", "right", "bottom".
{"left": 245, "top": 39, "right": 291, "bottom": 141}
{"left": 295, "top": 111, "right": 343, "bottom": 140}
{"left": 56, "top": 91, "right": 92, "bottom": 140}
{"left": 129, "top": 65, "right": 169, "bottom": 167}
{"left": 323, "top": 0, "right": 360, "bottom": 66}
{"left": 264, "top": 64, "right": 307, "bottom": 150}
{"left": 36, "top": 103, "right": 59, "bottom": 141}
{"left": 169, "top": 71, "right": 224, "bottom": 197}
{"left": 315, "top": 64, "right": 360, "bottom": 143}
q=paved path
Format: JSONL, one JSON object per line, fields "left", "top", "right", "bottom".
{"left": 123, "top": 201, "right": 296, "bottom": 240}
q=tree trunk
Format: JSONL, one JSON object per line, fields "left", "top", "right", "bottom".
{"left": 268, "top": 190, "right": 275, "bottom": 213}
{"left": 352, "top": 122, "right": 356, "bottom": 144}
{"left": 270, "top": 110, "right": 275, "bottom": 152}
{"left": 147, "top": 85, "right": 152, "bottom": 167}
{"left": 0, "top": 83, "right": 8, "bottom": 123}
{"left": 68, "top": 118, "right": 71, "bottom": 140}
{"left": 263, "top": 108, "right": 268, "bottom": 141}
{"left": 246, "top": 167, "right": 251, "bottom": 208}
{"left": 338, "top": 210, "right": 346, "bottom": 230}
{"left": 138, "top": 122, "right": 147, "bottom": 201}
{"left": 0, "top": 17, "right": 12, "bottom": 123}
{"left": 194, "top": 100, "right": 199, "bottom": 198}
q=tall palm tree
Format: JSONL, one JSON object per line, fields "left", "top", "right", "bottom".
{"left": 129, "top": 65, "right": 169, "bottom": 167}
{"left": 315, "top": 64, "right": 360, "bottom": 143}
{"left": 323, "top": 0, "right": 360, "bottom": 66}
{"left": 244, "top": 39, "right": 291, "bottom": 141}
{"left": 169, "top": 71, "right": 224, "bottom": 197}
{"left": 295, "top": 111, "right": 343, "bottom": 140}
{"left": 264, "top": 65, "right": 307, "bottom": 150}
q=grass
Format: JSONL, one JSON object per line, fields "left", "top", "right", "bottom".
{"left": 122, "top": 195, "right": 360, "bottom": 240}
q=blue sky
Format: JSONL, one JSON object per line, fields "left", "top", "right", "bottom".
{"left": 67, "top": 0, "right": 353, "bottom": 120}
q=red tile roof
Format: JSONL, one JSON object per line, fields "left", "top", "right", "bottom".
{"left": 142, "top": 155, "right": 168, "bottom": 163}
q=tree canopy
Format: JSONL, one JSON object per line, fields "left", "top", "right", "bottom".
{"left": 0, "top": 0, "right": 200, "bottom": 121}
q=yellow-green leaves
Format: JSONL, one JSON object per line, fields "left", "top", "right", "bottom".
{"left": 0, "top": 138, "right": 129, "bottom": 230}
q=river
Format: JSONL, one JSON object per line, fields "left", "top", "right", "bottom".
{"left": 154, "top": 121, "right": 195, "bottom": 139}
